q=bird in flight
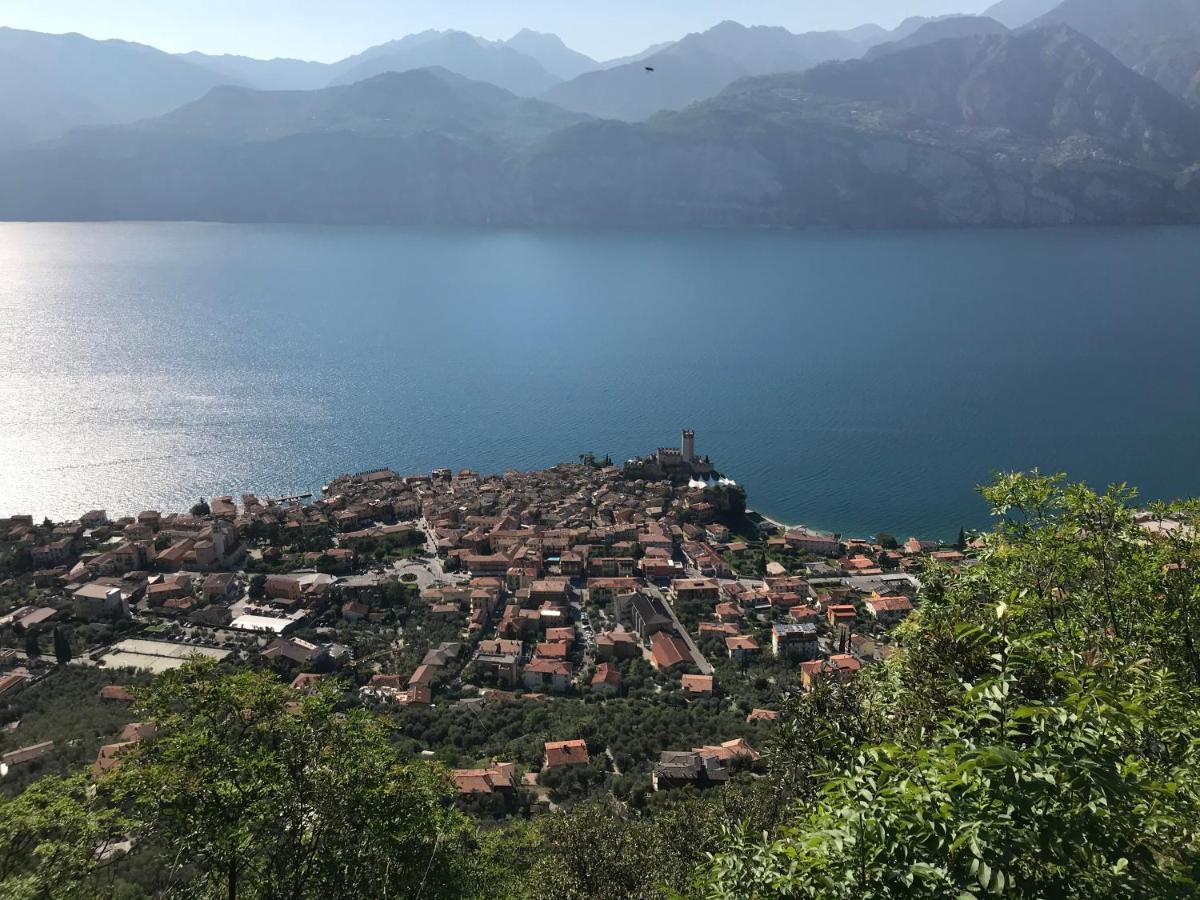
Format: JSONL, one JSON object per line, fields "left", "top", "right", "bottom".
{"left": 644, "top": 66, "right": 655, "bottom": 72}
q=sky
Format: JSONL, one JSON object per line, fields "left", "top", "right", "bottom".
{"left": 1, "top": 0, "right": 996, "bottom": 62}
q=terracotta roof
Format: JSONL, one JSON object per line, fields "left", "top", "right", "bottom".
{"left": 650, "top": 631, "right": 691, "bottom": 670}
{"left": 693, "top": 738, "right": 759, "bottom": 763}
{"left": 524, "top": 657, "right": 572, "bottom": 677}
{"left": 592, "top": 662, "right": 622, "bottom": 687}
{"left": 725, "top": 635, "right": 760, "bottom": 652}
{"left": 867, "top": 595, "right": 914, "bottom": 613}
{"left": 681, "top": 674, "right": 713, "bottom": 694}
{"left": 543, "top": 739, "right": 589, "bottom": 768}
{"left": 747, "top": 709, "right": 780, "bottom": 722}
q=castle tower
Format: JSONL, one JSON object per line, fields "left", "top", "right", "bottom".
{"left": 681, "top": 429, "right": 695, "bottom": 464}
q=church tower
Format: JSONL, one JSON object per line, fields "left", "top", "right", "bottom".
{"left": 681, "top": 429, "right": 695, "bottom": 464}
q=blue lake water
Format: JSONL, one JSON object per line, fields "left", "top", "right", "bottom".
{"left": 2, "top": 221, "right": 1199, "bottom": 539}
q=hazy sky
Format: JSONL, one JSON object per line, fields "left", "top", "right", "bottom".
{"left": 1, "top": 0, "right": 995, "bottom": 62}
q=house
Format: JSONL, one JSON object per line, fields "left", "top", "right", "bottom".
{"left": 640, "top": 557, "right": 684, "bottom": 582}
{"left": 771, "top": 623, "right": 820, "bottom": 660}
{"left": 725, "top": 635, "right": 760, "bottom": 662}
{"left": 261, "top": 638, "right": 330, "bottom": 669}
{"left": 464, "top": 554, "right": 512, "bottom": 577}
{"left": 543, "top": 739, "right": 589, "bottom": 769}
{"left": 0, "top": 672, "right": 29, "bottom": 698}
{"left": 201, "top": 573, "right": 239, "bottom": 602}
{"left": 630, "top": 594, "right": 674, "bottom": 639}
{"left": 649, "top": 631, "right": 692, "bottom": 671}
{"left": 98, "top": 685, "right": 135, "bottom": 703}
{"left": 693, "top": 738, "right": 760, "bottom": 764}
{"left": 784, "top": 529, "right": 841, "bottom": 557}
{"left": 587, "top": 557, "right": 636, "bottom": 578}
{"left": 800, "top": 654, "right": 863, "bottom": 691}
{"left": 289, "top": 673, "right": 325, "bottom": 693}
{"left": 31, "top": 538, "right": 74, "bottom": 568}
{"left": 10, "top": 606, "right": 57, "bottom": 631}
{"left": 865, "top": 594, "right": 914, "bottom": 625}
{"left": 73, "top": 583, "right": 128, "bottom": 620}
{"left": 475, "top": 639, "right": 522, "bottom": 687}
{"left": 930, "top": 550, "right": 966, "bottom": 565}
{"left": 652, "top": 751, "right": 729, "bottom": 790}
{"left": 681, "top": 673, "right": 714, "bottom": 696}
{"left": 826, "top": 604, "right": 858, "bottom": 627}
{"left": 534, "top": 641, "right": 570, "bottom": 660}
{"left": 671, "top": 578, "right": 720, "bottom": 603}
{"left": 452, "top": 762, "right": 516, "bottom": 795}
{"left": 595, "top": 630, "right": 640, "bottom": 661}
{"left": 747, "top": 709, "right": 780, "bottom": 723}
{"left": 265, "top": 576, "right": 304, "bottom": 603}
{"left": 93, "top": 723, "right": 156, "bottom": 776}
{"left": 341, "top": 600, "right": 370, "bottom": 623}
{"left": 699, "top": 622, "right": 740, "bottom": 637}
{"left": 715, "top": 602, "right": 743, "bottom": 623}
{"left": 408, "top": 664, "right": 438, "bottom": 689}
{"left": 2, "top": 741, "right": 54, "bottom": 770}
{"left": 591, "top": 662, "right": 622, "bottom": 695}
{"left": 589, "top": 577, "right": 642, "bottom": 605}
{"left": 789, "top": 605, "right": 820, "bottom": 623}
{"left": 522, "top": 657, "right": 573, "bottom": 692}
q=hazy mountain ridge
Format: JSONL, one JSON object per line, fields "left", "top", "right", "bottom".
{"left": 326, "top": 30, "right": 561, "bottom": 96}
{"left": 542, "top": 20, "right": 870, "bottom": 121}
{"left": 124, "top": 68, "right": 589, "bottom": 146}
{"left": 865, "top": 16, "right": 1010, "bottom": 61}
{"left": 983, "top": 0, "right": 1062, "bottom": 28}
{"left": 1031, "top": 0, "right": 1200, "bottom": 104}
{"left": 0, "top": 27, "right": 239, "bottom": 151}
{"left": 504, "top": 29, "right": 598, "bottom": 80}
{"left": 3, "top": 26, "right": 1198, "bottom": 229}
{"left": 178, "top": 51, "right": 331, "bottom": 91}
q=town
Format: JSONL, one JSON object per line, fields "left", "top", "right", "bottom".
{"left": 0, "top": 431, "right": 971, "bottom": 810}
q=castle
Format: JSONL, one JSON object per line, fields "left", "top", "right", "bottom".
{"left": 627, "top": 429, "right": 716, "bottom": 483}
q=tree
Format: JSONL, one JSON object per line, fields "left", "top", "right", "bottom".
{"left": 105, "top": 661, "right": 473, "bottom": 900}
{"left": 52, "top": 625, "right": 72, "bottom": 666}
{"left": 190, "top": 498, "right": 211, "bottom": 517}
{"left": 877, "top": 532, "right": 899, "bottom": 550}
{"left": 698, "top": 473, "right": 1200, "bottom": 899}
{"left": 701, "top": 613, "right": 1200, "bottom": 898}
{"left": 23, "top": 630, "right": 39, "bottom": 659}
{"left": 0, "top": 773, "right": 130, "bottom": 899}
{"left": 248, "top": 574, "right": 266, "bottom": 599}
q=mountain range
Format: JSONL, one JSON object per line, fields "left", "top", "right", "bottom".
{"left": 2, "top": 21, "right": 1198, "bottom": 229}
{"left": 0, "top": 0, "right": 1199, "bottom": 228}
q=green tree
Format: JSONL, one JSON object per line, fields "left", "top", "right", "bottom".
{"left": 248, "top": 574, "right": 266, "bottom": 600}
{"left": 106, "top": 661, "right": 473, "bottom": 900}
{"left": 701, "top": 611, "right": 1200, "bottom": 898}
{"left": 698, "top": 473, "right": 1200, "bottom": 899}
{"left": 877, "top": 532, "right": 899, "bottom": 550}
{"left": 52, "top": 625, "right": 72, "bottom": 666}
{"left": 190, "top": 499, "right": 211, "bottom": 517}
{"left": 0, "top": 773, "right": 129, "bottom": 899}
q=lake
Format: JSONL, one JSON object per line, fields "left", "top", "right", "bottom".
{"left": 2, "top": 222, "right": 1199, "bottom": 539}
